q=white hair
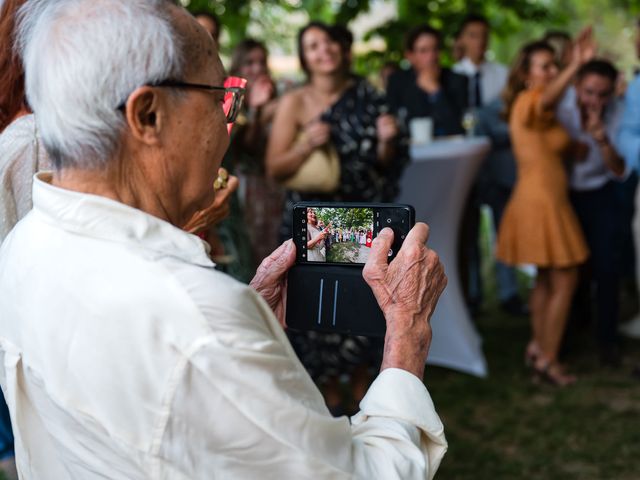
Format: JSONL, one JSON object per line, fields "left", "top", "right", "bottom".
{"left": 16, "top": 0, "right": 185, "bottom": 169}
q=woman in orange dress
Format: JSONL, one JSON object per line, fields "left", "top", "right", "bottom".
{"left": 497, "top": 31, "right": 594, "bottom": 385}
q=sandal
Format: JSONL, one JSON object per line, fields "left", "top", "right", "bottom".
{"left": 524, "top": 342, "right": 541, "bottom": 369}
{"left": 532, "top": 361, "right": 577, "bottom": 387}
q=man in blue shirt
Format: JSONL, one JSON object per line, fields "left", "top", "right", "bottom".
{"left": 617, "top": 26, "right": 640, "bottom": 342}
{"left": 616, "top": 21, "right": 640, "bottom": 378}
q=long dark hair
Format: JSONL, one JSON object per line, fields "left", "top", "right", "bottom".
{"left": 297, "top": 21, "right": 348, "bottom": 78}
{"left": 229, "top": 38, "right": 269, "bottom": 77}
{"left": 0, "top": 0, "right": 28, "bottom": 132}
{"left": 502, "top": 41, "right": 555, "bottom": 121}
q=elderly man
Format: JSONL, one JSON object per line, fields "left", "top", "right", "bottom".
{"left": 0, "top": 1, "right": 448, "bottom": 478}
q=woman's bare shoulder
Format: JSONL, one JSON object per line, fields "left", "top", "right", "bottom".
{"left": 279, "top": 86, "right": 307, "bottom": 109}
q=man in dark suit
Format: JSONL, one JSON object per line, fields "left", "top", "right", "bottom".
{"left": 387, "top": 25, "right": 468, "bottom": 137}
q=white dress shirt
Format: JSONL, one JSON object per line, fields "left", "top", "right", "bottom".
{"left": 0, "top": 173, "right": 447, "bottom": 479}
{"left": 453, "top": 57, "right": 508, "bottom": 106}
{"left": 557, "top": 89, "right": 628, "bottom": 191}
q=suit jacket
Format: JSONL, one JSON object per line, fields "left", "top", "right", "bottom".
{"left": 475, "top": 98, "right": 517, "bottom": 189}
{"left": 387, "top": 67, "right": 468, "bottom": 137}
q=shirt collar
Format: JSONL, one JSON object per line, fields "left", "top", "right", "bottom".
{"left": 31, "top": 172, "right": 214, "bottom": 267}
{"left": 458, "top": 57, "right": 483, "bottom": 75}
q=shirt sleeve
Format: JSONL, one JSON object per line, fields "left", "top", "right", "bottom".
{"left": 154, "top": 287, "right": 447, "bottom": 479}
{"left": 616, "top": 77, "right": 640, "bottom": 171}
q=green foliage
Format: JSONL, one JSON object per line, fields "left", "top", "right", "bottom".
{"left": 315, "top": 207, "right": 373, "bottom": 230}
{"left": 184, "top": 0, "right": 639, "bottom": 78}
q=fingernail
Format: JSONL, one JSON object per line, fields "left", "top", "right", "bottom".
{"left": 285, "top": 240, "right": 293, "bottom": 251}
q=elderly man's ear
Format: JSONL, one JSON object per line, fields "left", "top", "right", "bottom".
{"left": 124, "top": 87, "right": 166, "bottom": 145}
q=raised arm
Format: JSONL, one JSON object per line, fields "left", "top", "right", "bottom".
{"left": 539, "top": 27, "right": 595, "bottom": 113}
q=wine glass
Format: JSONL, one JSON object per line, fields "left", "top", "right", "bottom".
{"left": 462, "top": 109, "right": 477, "bottom": 138}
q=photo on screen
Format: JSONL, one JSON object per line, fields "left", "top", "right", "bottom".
{"left": 305, "top": 207, "right": 374, "bottom": 264}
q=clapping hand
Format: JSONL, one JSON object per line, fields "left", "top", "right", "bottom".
{"left": 247, "top": 75, "right": 275, "bottom": 109}
{"left": 584, "top": 104, "right": 607, "bottom": 143}
{"left": 377, "top": 114, "right": 398, "bottom": 143}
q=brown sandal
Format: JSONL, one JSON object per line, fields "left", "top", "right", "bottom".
{"left": 532, "top": 362, "right": 577, "bottom": 387}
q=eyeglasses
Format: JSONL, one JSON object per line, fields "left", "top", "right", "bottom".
{"left": 117, "top": 76, "right": 247, "bottom": 126}
{"left": 150, "top": 77, "right": 246, "bottom": 124}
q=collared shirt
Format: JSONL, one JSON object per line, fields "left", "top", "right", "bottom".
{"left": 0, "top": 173, "right": 447, "bottom": 479}
{"left": 453, "top": 57, "right": 508, "bottom": 107}
{"left": 617, "top": 74, "right": 640, "bottom": 171}
{"left": 557, "top": 89, "right": 628, "bottom": 191}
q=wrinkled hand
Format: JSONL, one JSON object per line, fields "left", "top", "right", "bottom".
{"left": 363, "top": 224, "right": 447, "bottom": 378}
{"left": 303, "top": 119, "right": 331, "bottom": 150}
{"left": 247, "top": 75, "right": 275, "bottom": 109}
{"left": 377, "top": 114, "right": 398, "bottom": 143}
{"left": 250, "top": 240, "right": 296, "bottom": 327}
{"left": 182, "top": 174, "right": 239, "bottom": 234}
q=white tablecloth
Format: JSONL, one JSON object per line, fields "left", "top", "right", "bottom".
{"left": 397, "top": 137, "right": 491, "bottom": 377}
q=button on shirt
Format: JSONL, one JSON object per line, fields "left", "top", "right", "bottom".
{"left": 0, "top": 173, "right": 447, "bottom": 479}
{"left": 557, "top": 89, "right": 628, "bottom": 191}
{"left": 453, "top": 57, "right": 508, "bottom": 107}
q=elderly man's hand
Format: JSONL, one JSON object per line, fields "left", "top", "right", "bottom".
{"left": 182, "top": 174, "right": 239, "bottom": 234}
{"left": 250, "top": 240, "right": 296, "bottom": 327}
{"left": 363, "top": 224, "right": 447, "bottom": 379}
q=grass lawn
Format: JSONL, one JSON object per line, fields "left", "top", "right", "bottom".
{"left": 428, "top": 212, "right": 640, "bottom": 479}
{"left": 427, "top": 304, "right": 640, "bottom": 479}
{"left": 327, "top": 242, "right": 361, "bottom": 263}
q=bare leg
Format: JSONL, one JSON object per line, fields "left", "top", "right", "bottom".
{"left": 542, "top": 267, "right": 578, "bottom": 363}
{"left": 528, "top": 269, "right": 550, "bottom": 361}
{"left": 534, "top": 266, "right": 579, "bottom": 385}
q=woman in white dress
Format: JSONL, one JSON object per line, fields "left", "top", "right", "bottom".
{"left": 305, "top": 208, "right": 327, "bottom": 262}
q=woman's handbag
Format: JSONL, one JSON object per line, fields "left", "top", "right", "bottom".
{"left": 282, "top": 132, "right": 340, "bottom": 193}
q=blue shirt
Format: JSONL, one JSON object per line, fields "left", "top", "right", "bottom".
{"left": 617, "top": 74, "right": 640, "bottom": 171}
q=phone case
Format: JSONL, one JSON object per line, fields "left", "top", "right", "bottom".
{"left": 286, "top": 202, "right": 415, "bottom": 337}
{"left": 286, "top": 264, "right": 386, "bottom": 337}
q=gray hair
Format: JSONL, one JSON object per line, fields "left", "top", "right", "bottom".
{"left": 16, "top": 0, "right": 185, "bottom": 170}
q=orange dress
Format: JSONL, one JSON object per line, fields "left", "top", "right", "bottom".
{"left": 496, "top": 88, "right": 589, "bottom": 268}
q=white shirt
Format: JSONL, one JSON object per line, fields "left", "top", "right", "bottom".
{"left": 306, "top": 224, "right": 326, "bottom": 262}
{"left": 557, "top": 89, "right": 628, "bottom": 191}
{"left": 0, "top": 173, "right": 447, "bottom": 479}
{"left": 453, "top": 57, "right": 508, "bottom": 106}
